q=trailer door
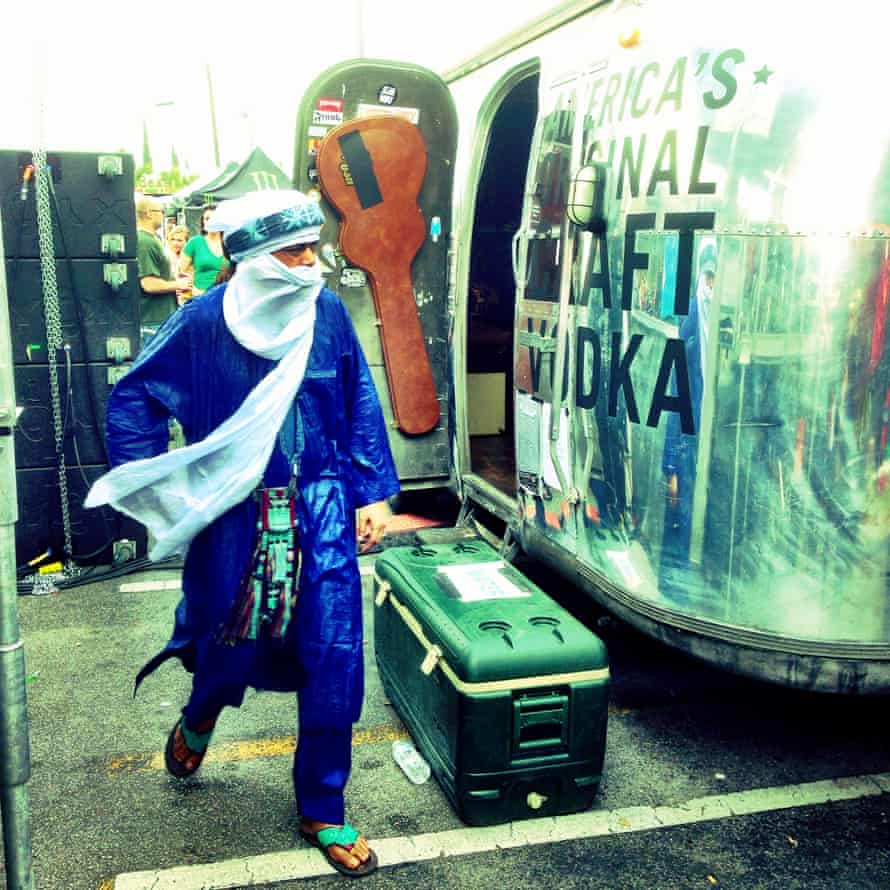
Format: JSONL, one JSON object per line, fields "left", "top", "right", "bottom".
{"left": 514, "top": 74, "right": 581, "bottom": 554}
{"left": 294, "top": 61, "right": 457, "bottom": 491}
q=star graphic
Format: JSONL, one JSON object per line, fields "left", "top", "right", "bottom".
{"left": 754, "top": 64, "right": 774, "bottom": 85}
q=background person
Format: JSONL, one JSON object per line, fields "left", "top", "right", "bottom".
{"left": 180, "top": 204, "right": 227, "bottom": 295}
{"left": 87, "top": 189, "right": 398, "bottom": 877}
{"left": 135, "top": 195, "right": 191, "bottom": 347}
{"left": 165, "top": 223, "right": 190, "bottom": 281}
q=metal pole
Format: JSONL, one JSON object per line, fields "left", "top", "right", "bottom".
{"left": 355, "top": 0, "right": 365, "bottom": 56}
{"left": 205, "top": 64, "right": 221, "bottom": 168}
{"left": 0, "top": 211, "right": 36, "bottom": 890}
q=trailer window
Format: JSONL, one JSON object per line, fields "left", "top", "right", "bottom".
{"left": 525, "top": 89, "right": 575, "bottom": 303}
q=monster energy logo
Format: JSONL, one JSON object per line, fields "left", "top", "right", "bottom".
{"left": 249, "top": 170, "right": 280, "bottom": 190}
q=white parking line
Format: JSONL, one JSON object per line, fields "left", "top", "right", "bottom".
{"left": 111, "top": 772, "right": 890, "bottom": 889}
{"left": 118, "top": 580, "right": 182, "bottom": 593}
{"left": 122, "top": 568, "right": 376, "bottom": 589}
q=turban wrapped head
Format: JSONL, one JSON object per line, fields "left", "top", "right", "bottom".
{"left": 207, "top": 189, "right": 325, "bottom": 263}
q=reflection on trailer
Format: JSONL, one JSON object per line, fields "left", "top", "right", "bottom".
{"left": 297, "top": 0, "right": 890, "bottom": 693}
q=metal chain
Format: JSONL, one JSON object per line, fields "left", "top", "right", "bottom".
{"left": 32, "top": 148, "right": 73, "bottom": 561}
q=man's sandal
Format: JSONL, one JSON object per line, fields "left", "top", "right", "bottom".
{"left": 164, "top": 717, "right": 214, "bottom": 779}
{"left": 299, "top": 824, "right": 379, "bottom": 878}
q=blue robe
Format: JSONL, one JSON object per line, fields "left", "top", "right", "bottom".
{"left": 106, "top": 284, "right": 400, "bottom": 727}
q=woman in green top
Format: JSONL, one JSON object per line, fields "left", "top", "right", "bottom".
{"left": 180, "top": 205, "right": 227, "bottom": 295}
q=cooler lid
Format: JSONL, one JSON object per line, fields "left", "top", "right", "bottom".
{"left": 374, "top": 540, "right": 609, "bottom": 684}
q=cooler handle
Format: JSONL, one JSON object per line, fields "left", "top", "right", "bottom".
{"left": 512, "top": 692, "right": 569, "bottom": 755}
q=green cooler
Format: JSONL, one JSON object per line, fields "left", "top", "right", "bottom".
{"left": 373, "top": 538, "right": 609, "bottom": 826}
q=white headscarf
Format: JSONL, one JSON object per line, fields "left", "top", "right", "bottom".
{"left": 86, "top": 190, "right": 325, "bottom": 560}
{"left": 223, "top": 253, "right": 322, "bottom": 360}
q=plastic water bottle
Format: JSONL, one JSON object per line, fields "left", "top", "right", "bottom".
{"left": 392, "top": 739, "right": 431, "bottom": 784}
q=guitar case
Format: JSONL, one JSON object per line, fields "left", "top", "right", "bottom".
{"left": 316, "top": 116, "right": 440, "bottom": 436}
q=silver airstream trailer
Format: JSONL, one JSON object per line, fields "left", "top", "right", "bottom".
{"left": 296, "top": 0, "right": 890, "bottom": 693}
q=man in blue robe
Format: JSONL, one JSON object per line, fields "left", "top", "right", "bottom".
{"left": 88, "top": 190, "right": 399, "bottom": 876}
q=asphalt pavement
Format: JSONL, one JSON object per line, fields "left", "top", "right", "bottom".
{"left": 2, "top": 548, "right": 888, "bottom": 889}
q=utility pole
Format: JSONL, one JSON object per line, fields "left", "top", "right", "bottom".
{"left": 356, "top": 0, "right": 365, "bottom": 57}
{"left": 206, "top": 63, "right": 221, "bottom": 168}
{"left": 0, "top": 209, "right": 35, "bottom": 890}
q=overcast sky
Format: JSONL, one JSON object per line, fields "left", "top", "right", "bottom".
{"left": 0, "top": 0, "right": 562, "bottom": 179}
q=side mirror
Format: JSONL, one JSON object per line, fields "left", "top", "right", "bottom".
{"left": 567, "top": 163, "right": 608, "bottom": 233}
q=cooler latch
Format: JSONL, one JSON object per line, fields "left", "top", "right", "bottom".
{"left": 374, "top": 579, "right": 391, "bottom": 606}
{"left": 420, "top": 645, "right": 443, "bottom": 676}
{"left": 512, "top": 692, "right": 569, "bottom": 758}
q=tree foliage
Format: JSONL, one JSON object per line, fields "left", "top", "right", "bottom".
{"left": 137, "top": 165, "right": 198, "bottom": 195}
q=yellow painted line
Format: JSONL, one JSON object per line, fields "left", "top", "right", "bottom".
{"left": 352, "top": 723, "right": 409, "bottom": 745}
{"left": 107, "top": 723, "right": 408, "bottom": 775}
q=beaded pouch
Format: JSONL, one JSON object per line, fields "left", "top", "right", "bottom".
{"left": 220, "top": 483, "right": 300, "bottom": 643}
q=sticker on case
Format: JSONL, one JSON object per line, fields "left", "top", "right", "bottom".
{"left": 312, "top": 109, "right": 344, "bottom": 126}
{"left": 438, "top": 562, "right": 532, "bottom": 602}
{"left": 316, "top": 98, "right": 344, "bottom": 112}
{"left": 377, "top": 84, "right": 398, "bottom": 105}
{"left": 340, "top": 267, "right": 368, "bottom": 288}
{"left": 356, "top": 103, "right": 419, "bottom": 124}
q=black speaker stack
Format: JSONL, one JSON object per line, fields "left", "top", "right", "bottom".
{"left": 1, "top": 149, "right": 147, "bottom": 567}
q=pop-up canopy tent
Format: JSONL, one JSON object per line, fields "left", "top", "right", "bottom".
{"left": 167, "top": 147, "right": 292, "bottom": 231}
{"left": 167, "top": 162, "right": 239, "bottom": 208}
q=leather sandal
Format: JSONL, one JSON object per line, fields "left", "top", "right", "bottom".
{"left": 164, "top": 717, "right": 214, "bottom": 779}
{"left": 299, "top": 823, "right": 378, "bottom": 877}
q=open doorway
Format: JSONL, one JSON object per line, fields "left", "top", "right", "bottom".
{"left": 466, "top": 72, "right": 539, "bottom": 496}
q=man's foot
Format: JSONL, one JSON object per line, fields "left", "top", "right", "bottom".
{"left": 164, "top": 717, "right": 216, "bottom": 779}
{"left": 299, "top": 818, "right": 377, "bottom": 877}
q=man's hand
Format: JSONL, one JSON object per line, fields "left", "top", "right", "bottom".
{"left": 357, "top": 500, "right": 392, "bottom": 553}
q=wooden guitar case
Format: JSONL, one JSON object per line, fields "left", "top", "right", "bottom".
{"left": 316, "top": 115, "right": 439, "bottom": 436}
